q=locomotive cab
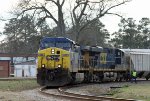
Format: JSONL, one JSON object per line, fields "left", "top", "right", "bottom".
{"left": 37, "top": 37, "right": 75, "bottom": 86}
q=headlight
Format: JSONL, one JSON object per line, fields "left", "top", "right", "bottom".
{"left": 42, "top": 64, "right": 45, "bottom": 68}
{"left": 51, "top": 49, "right": 55, "bottom": 54}
{"left": 58, "top": 64, "right": 61, "bottom": 68}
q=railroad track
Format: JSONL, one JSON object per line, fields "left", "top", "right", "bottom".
{"left": 39, "top": 85, "right": 136, "bottom": 101}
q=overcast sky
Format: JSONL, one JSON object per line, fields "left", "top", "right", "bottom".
{"left": 0, "top": 0, "right": 150, "bottom": 40}
{"left": 101, "top": 0, "right": 150, "bottom": 33}
{"left": 0, "top": 0, "right": 18, "bottom": 41}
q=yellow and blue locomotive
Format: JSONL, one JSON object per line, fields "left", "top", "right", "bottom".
{"left": 37, "top": 37, "right": 76, "bottom": 86}
{"left": 37, "top": 37, "right": 130, "bottom": 86}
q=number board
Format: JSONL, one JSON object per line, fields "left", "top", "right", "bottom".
{"left": 100, "top": 53, "right": 107, "bottom": 64}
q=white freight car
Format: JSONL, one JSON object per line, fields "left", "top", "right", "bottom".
{"left": 130, "top": 52, "right": 150, "bottom": 80}
{"left": 121, "top": 49, "right": 150, "bottom": 80}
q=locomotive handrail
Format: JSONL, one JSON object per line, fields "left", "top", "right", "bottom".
{"left": 78, "top": 58, "right": 125, "bottom": 69}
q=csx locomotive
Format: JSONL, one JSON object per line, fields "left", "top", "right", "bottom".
{"left": 37, "top": 37, "right": 130, "bottom": 86}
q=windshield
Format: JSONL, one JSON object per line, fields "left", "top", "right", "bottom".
{"left": 40, "top": 42, "right": 72, "bottom": 50}
{"left": 56, "top": 42, "right": 71, "bottom": 50}
{"left": 56, "top": 42, "right": 71, "bottom": 49}
{"left": 45, "top": 42, "right": 55, "bottom": 48}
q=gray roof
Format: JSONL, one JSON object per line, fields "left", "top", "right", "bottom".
{"left": 121, "top": 49, "right": 150, "bottom": 54}
{"left": 15, "top": 60, "right": 36, "bottom": 65}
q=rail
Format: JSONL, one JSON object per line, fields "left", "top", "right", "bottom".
{"left": 39, "top": 85, "right": 136, "bottom": 101}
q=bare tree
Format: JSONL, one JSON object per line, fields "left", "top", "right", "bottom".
{"left": 16, "top": 0, "right": 65, "bottom": 36}
{"left": 71, "top": 0, "right": 131, "bottom": 42}
{"left": 15, "top": 0, "right": 130, "bottom": 42}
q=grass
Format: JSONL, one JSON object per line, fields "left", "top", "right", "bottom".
{"left": 109, "top": 84, "right": 150, "bottom": 101}
{"left": 0, "top": 79, "right": 40, "bottom": 91}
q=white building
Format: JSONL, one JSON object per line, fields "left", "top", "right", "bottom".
{"left": 14, "top": 61, "right": 36, "bottom": 77}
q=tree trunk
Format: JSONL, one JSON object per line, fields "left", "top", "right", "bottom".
{"left": 75, "top": 22, "right": 80, "bottom": 42}
{"left": 58, "top": 6, "right": 65, "bottom": 36}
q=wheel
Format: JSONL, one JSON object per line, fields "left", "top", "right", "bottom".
{"left": 146, "top": 77, "right": 149, "bottom": 81}
{"left": 71, "top": 73, "right": 76, "bottom": 83}
{"left": 84, "top": 72, "right": 91, "bottom": 83}
{"left": 115, "top": 78, "right": 119, "bottom": 82}
{"left": 119, "top": 77, "right": 122, "bottom": 82}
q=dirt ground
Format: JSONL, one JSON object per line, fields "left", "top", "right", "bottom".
{"left": 0, "top": 80, "right": 149, "bottom": 101}
{"left": 0, "top": 89, "right": 42, "bottom": 101}
{"left": 0, "top": 89, "right": 61, "bottom": 101}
